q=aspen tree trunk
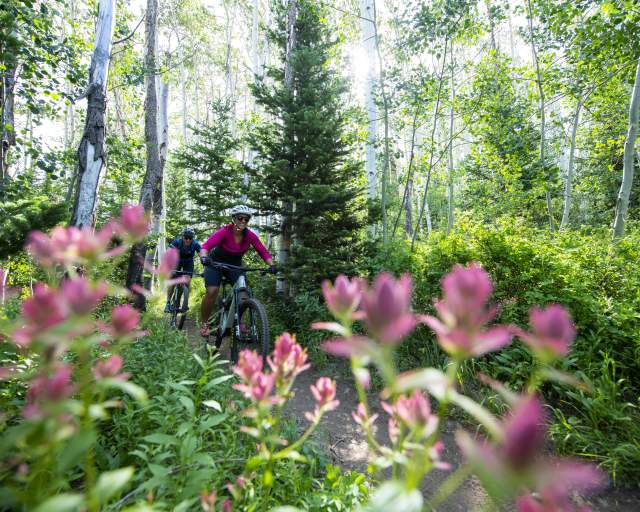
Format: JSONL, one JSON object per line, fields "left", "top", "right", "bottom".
{"left": 485, "top": 0, "right": 497, "bottom": 52}
{"left": 359, "top": 0, "right": 378, "bottom": 202}
{"left": 178, "top": 44, "right": 188, "bottom": 143}
{"left": 70, "top": 0, "right": 116, "bottom": 227}
{"left": 372, "top": 0, "right": 390, "bottom": 245}
{"left": 612, "top": 57, "right": 640, "bottom": 238}
{"left": 126, "top": 0, "right": 163, "bottom": 308}
{"left": 526, "top": 0, "right": 554, "bottom": 234}
{"left": 277, "top": 0, "right": 297, "bottom": 296}
{"left": 0, "top": 62, "right": 17, "bottom": 189}
{"left": 560, "top": 99, "right": 582, "bottom": 230}
{"left": 447, "top": 50, "right": 455, "bottom": 233}
{"left": 157, "top": 79, "right": 169, "bottom": 263}
{"left": 411, "top": 40, "right": 449, "bottom": 252}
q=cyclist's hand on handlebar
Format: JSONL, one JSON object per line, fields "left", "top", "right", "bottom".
{"left": 200, "top": 255, "right": 210, "bottom": 266}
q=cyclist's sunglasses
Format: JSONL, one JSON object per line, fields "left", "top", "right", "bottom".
{"left": 235, "top": 215, "right": 250, "bottom": 223}
{"left": 183, "top": 235, "right": 193, "bottom": 240}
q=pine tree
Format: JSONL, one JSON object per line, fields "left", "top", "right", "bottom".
{"left": 174, "top": 101, "right": 245, "bottom": 233}
{"left": 249, "top": 0, "right": 365, "bottom": 292}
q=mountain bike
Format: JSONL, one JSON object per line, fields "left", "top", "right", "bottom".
{"left": 204, "top": 262, "right": 271, "bottom": 365}
{"left": 165, "top": 270, "right": 193, "bottom": 330}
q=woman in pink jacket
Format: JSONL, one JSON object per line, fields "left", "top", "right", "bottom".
{"left": 199, "top": 205, "right": 275, "bottom": 336}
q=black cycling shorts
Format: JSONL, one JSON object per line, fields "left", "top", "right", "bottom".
{"left": 203, "top": 260, "right": 242, "bottom": 288}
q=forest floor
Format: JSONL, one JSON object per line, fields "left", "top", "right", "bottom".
{"left": 183, "top": 319, "right": 639, "bottom": 511}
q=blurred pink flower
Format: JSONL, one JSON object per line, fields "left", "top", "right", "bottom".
{"left": 360, "top": 273, "right": 417, "bottom": 343}
{"left": 421, "top": 263, "right": 512, "bottom": 359}
{"left": 457, "top": 393, "right": 604, "bottom": 506}
{"left": 352, "top": 402, "right": 378, "bottom": 428}
{"left": 221, "top": 499, "right": 232, "bottom": 512}
{"left": 393, "top": 390, "right": 438, "bottom": 434}
{"left": 503, "top": 395, "right": 547, "bottom": 468}
{"left": 249, "top": 372, "right": 275, "bottom": 403}
{"left": 157, "top": 247, "right": 179, "bottom": 279}
{"left": 109, "top": 304, "right": 142, "bottom": 339}
{"left": 92, "top": 355, "right": 129, "bottom": 381}
{"left": 27, "top": 223, "right": 120, "bottom": 266}
{"left": 61, "top": 277, "right": 108, "bottom": 316}
{"left": 13, "top": 284, "right": 68, "bottom": 347}
{"left": 321, "top": 274, "right": 363, "bottom": 319}
{"left": 119, "top": 204, "right": 149, "bottom": 241}
{"left": 200, "top": 489, "right": 217, "bottom": 512}
{"left": 23, "top": 365, "right": 75, "bottom": 419}
{"left": 515, "top": 305, "right": 576, "bottom": 360}
{"left": 234, "top": 349, "right": 263, "bottom": 382}
{"left": 268, "top": 332, "right": 309, "bottom": 379}
{"left": 517, "top": 459, "right": 603, "bottom": 511}
{"left": 305, "top": 377, "right": 339, "bottom": 422}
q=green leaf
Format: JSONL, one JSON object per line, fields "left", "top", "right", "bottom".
{"left": 202, "top": 400, "right": 222, "bottom": 411}
{"left": 193, "top": 353, "right": 205, "bottom": 369}
{"left": 143, "top": 433, "right": 179, "bottom": 445}
{"left": 448, "top": 392, "right": 502, "bottom": 440}
{"left": 103, "top": 378, "right": 148, "bottom": 404}
{"left": 358, "top": 481, "right": 422, "bottom": 512}
{"left": 199, "top": 413, "right": 228, "bottom": 430}
{"left": 93, "top": 467, "right": 134, "bottom": 504}
{"left": 203, "top": 374, "right": 235, "bottom": 391}
{"left": 34, "top": 494, "right": 85, "bottom": 512}
{"left": 179, "top": 396, "right": 195, "bottom": 416}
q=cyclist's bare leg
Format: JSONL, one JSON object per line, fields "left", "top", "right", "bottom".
{"left": 200, "top": 285, "right": 219, "bottom": 335}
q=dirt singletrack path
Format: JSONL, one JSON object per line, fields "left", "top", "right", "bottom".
{"left": 182, "top": 319, "right": 639, "bottom": 511}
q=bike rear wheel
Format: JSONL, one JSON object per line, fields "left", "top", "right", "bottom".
{"left": 231, "top": 298, "right": 269, "bottom": 365}
{"left": 168, "top": 286, "right": 183, "bottom": 329}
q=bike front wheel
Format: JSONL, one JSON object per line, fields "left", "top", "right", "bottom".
{"left": 231, "top": 298, "right": 270, "bottom": 365}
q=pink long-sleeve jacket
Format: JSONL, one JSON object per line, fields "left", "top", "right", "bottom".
{"left": 201, "top": 224, "right": 272, "bottom": 263}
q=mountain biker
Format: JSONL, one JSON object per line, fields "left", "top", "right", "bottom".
{"left": 165, "top": 227, "right": 202, "bottom": 313}
{"left": 199, "top": 205, "right": 275, "bottom": 336}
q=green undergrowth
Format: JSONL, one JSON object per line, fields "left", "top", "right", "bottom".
{"left": 98, "top": 316, "right": 369, "bottom": 511}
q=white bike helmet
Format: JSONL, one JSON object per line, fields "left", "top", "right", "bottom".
{"left": 229, "top": 204, "right": 253, "bottom": 219}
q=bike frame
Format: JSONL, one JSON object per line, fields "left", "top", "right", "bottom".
{"left": 217, "top": 274, "right": 253, "bottom": 339}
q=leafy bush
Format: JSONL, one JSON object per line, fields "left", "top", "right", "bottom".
{"left": 369, "top": 218, "right": 640, "bottom": 481}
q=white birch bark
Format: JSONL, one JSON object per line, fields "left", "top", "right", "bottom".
{"left": 359, "top": 0, "right": 378, "bottom": 200}
{"left": 71, "top": 0, "right": 116, "bottom": 228}
{"left": 560, "top": 99, "right": 582, "bottom": 230}
{"left": 157, "top": 79, "right": 169, "bottom": 262}
{"left": 612, "top": 57, "right": 640, "bottom": 238}
{"left": 447, "top": 49, "right": 455, "bottom": 233}
{"left": 526, "top": 0, "right": 554, "bottom": 234}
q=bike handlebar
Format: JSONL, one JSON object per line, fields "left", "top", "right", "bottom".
{"left": 203, "top": 261, "right": 274, "bottom": 273}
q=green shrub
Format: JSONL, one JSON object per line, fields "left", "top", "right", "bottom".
{"left": 367, "top": 218, "right": 640, "bottom": 481}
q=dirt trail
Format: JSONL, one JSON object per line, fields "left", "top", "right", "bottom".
{"left": 183, "top": 319, "right": 639, "bottom": 511}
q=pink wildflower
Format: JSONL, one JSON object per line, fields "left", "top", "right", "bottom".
{"left": 352, "top": 402, "right": 378, "bottom": 427}
{"left": 421, "top": 263, "right": 512, "bottom": 359}
{"left": 92, "top": 355, "right": 129, "bottom": 381}
{"left": 157, "top": 247, "right": 179, "bottom": 279}
{"left": 515, "top": 305, "right": 576, "bottom": 361}
{"left": 267, "top": 332, "right": 310, "bottom": 379}
{"left": 360, "top": 273, "right": 417, "bottom": 343}
{"left": 200, "top": 489, "right": 217, "bottom": 512}
{"left": 395, "top": 390, "right": 438, "bottom": 433}
{"left": 321, "top": 274, "right": 363, "bottom": 319}
{"left": 13, "top": 284, "right": 68, "bottom": 347}
{"left": 249, "top": 372, "right": 275, "bottom": 402}
{"left": 221, "top": 500, "right": 232, "bottom": 512}
{"left": 61, "top": 277, "right": 108, "bottom": 316}
{"left": 23, "top": 365, "right": 75, "bottom": 419}
{"left": 119, "top": 204, "right": 149, "bottom": 241}
{"left": 503, "top": 395, "right": 547, "bottom": 468}
{"left": 305, "top": 377, "right": 339, "bottom": 422}
{"left": 234, "top": 350, "right": 263, "bottom": 382}
{"left": 109, "top": 304, "right": 141, "bottom": 339}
